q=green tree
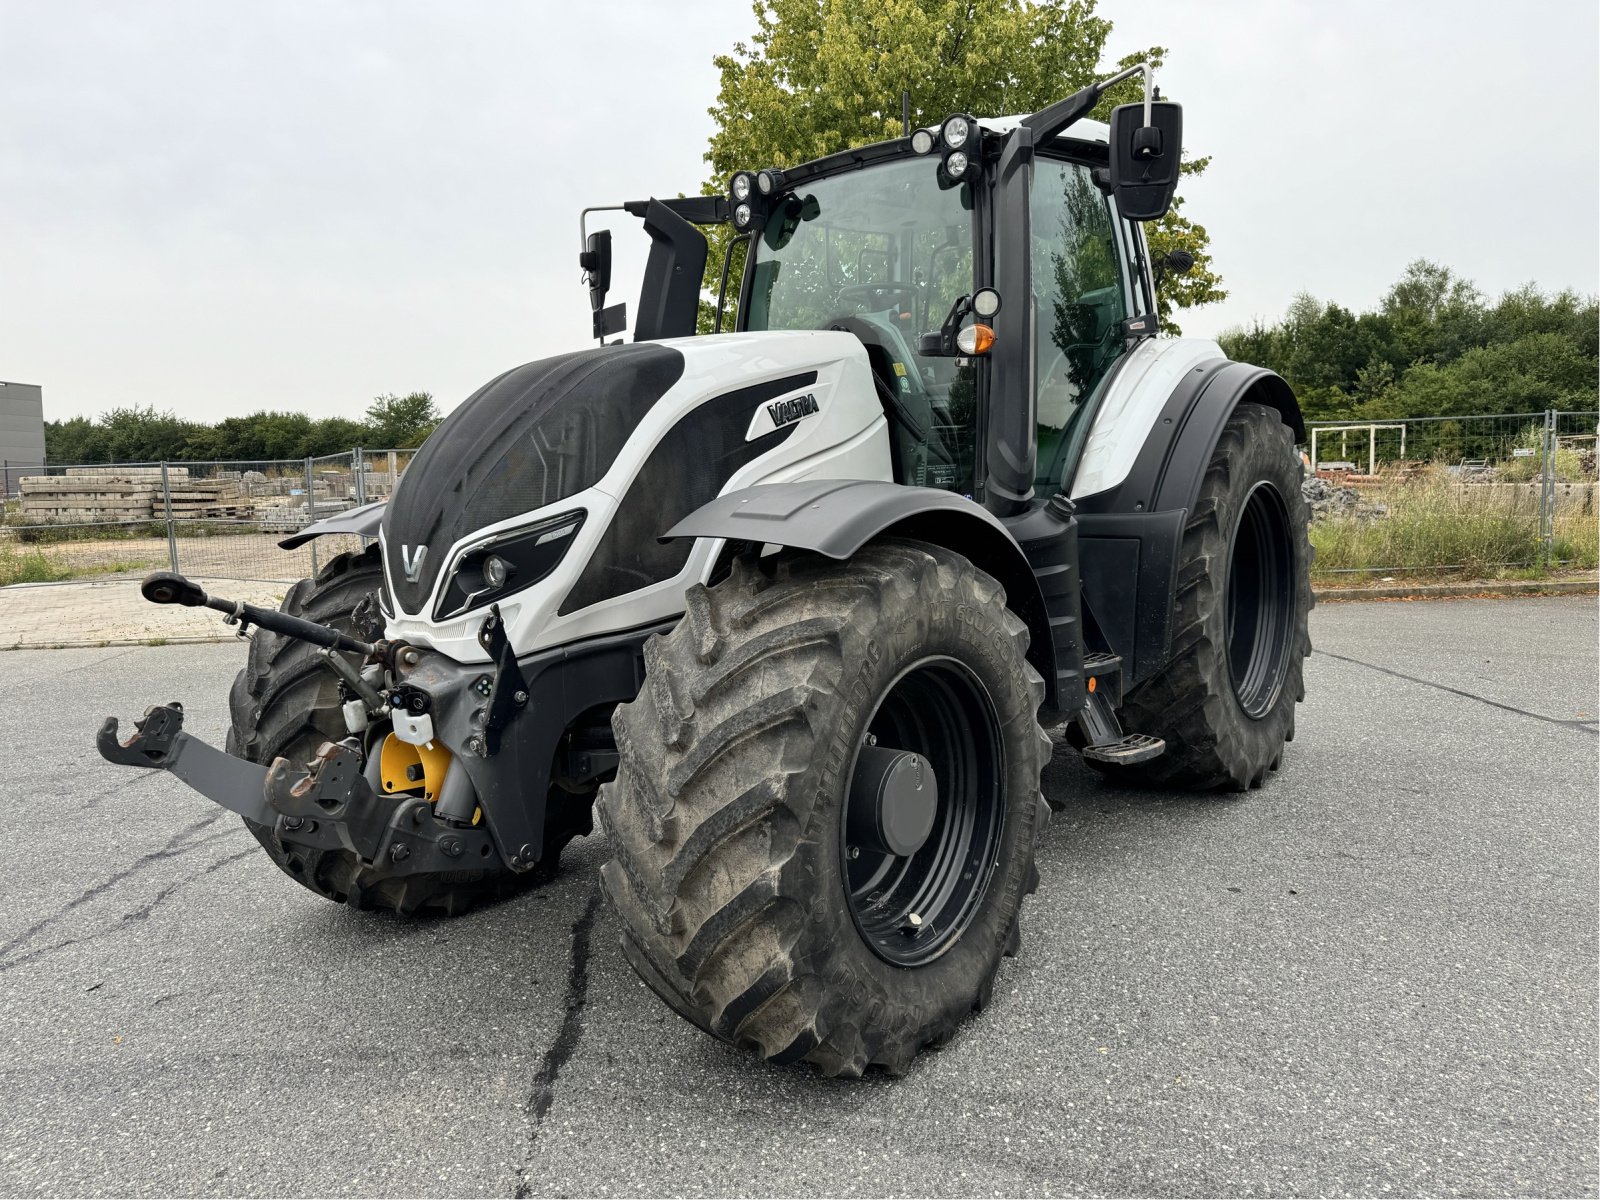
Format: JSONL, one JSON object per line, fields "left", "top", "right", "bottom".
{"left": 364, "top": 392, "right": 440, "bottom": 448}
{"left": 42, "top": 415, "right": 102, "bottom": 464}
{"left": 1218, "top": 262, "right": 1598, "bottom": 422}
{"left": 701, "top": 0, "right": 1222, "bottom": 330}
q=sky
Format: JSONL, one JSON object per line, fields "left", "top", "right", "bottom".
{"left": 2, "top": 0, "right": 1596, "bottom": 424}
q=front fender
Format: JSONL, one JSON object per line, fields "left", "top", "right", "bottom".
{"left": 664, "top": 480, "right": 1063, "bottom": 710}
{"left": 278, "top": 499, "right": 386, "bottom": 550}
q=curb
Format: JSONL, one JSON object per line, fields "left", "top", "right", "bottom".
{"left": 6, "top": 579, "right": 1595, "bottom": 650}
{"left": 2, "top": 635, "right": 239, "bottom": 651}
{"left": 1314, "top": 578, "right": 1598, "bottom": 602}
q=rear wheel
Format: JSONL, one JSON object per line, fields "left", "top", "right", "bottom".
{"left": 598, "top": 541, "right": 1052, "bottom": 1076}
{"left": 1105, "top": 402, "right": 1313, "bottom": 790}
{"left": 225, "top": 545, "right": 544, "bottom": 915}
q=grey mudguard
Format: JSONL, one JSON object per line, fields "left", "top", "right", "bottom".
{"left": 664, "top": 479, "right": 1062, "bottom": 708}
{"left": 277, "top": 499, "right": 386, "bottom": 550}
{"left": 664, "top": 479, "right": 1016, "bottom": 559}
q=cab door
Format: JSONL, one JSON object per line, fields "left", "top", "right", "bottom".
{"left": 1027, "top": 156, "right": 1138, "bottom": 495}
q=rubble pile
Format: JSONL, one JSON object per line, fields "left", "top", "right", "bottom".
{"left": 1302, "top": 474, "right": 1387, "bottom": 520}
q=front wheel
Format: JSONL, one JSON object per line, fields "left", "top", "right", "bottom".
{"left": 1108, "top": 402, "right": 1313, "bottom": 790}
{"left": 598, "top": 541, "right": 1052, "bottom": 1077}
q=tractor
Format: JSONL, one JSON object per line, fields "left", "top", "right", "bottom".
{"left": 99, "top": 65, "right": 1312, "bottom": 1077}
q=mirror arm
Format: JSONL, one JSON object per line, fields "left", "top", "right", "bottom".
{"left": 1022, "top": 61, "right": 1154, "bottom": 143}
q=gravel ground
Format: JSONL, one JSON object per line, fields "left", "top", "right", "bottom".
{"left": 0, "top": 595, "right": 1594, "bottom": 1197}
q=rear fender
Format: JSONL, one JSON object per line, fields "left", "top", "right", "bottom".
{"left": 664, "top": 480, "right": 1061, "bottom": 709}
{"left": 1074, "top": 360, "right": 1303, "bottom": 686}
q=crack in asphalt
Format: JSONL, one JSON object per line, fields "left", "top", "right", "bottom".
{"left": 81, "top": 767, "right": 168, "bottom": 811}
{"left": 121, "top": 847, "right": 256, "bottom": 922}
{"left": 1313, "top": 648, "right": 1600, "bottom": 733}
{"left": 0, "top": 814, "right": 228, "bottom": 963}
{"left": 0, "top": 844, "right": 255, "bottom": 977}
{"left": 512, "top": 888, "right": 603, "bottom": 1199}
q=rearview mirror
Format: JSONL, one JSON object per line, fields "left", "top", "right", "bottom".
{"left": 1107, "top": 101, "right": 1183, "bottom": 222}
{"left": 580, "top": 230, "right": 612, "bottom": 311}
{"left": 580, "top": 230, "right": 625, "bottom": 340}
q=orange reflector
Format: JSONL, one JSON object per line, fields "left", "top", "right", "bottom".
{"left": 1088, "top": 676, "right": 1097, "bottom": 693}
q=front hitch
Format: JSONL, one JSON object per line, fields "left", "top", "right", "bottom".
{"left": 98, "top": 704, "right": 495, "bottom": 873}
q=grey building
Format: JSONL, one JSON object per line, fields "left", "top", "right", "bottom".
{"left": 1, "top": 381, "right": 47, "bottom": 495}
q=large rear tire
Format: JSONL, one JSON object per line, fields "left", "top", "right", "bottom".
{"left": 225, "top": 545, "right": 543, "bottom": 915}
{"left": 1107, "top": 402, "right": 1313, "bottom": 790}
{"left": 598, "top": 541, "right": 1052, "bottom": 1077}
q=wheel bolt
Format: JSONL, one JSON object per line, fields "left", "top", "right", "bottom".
{"left": 901, "top": 912, "right": 924, "bottom": 936}
{"left": 848, "top": 846, "right": 860, "bottom": 860}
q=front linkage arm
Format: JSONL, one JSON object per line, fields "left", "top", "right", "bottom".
{"left": 139, "top": 571, "right": 377, "bottom": 655}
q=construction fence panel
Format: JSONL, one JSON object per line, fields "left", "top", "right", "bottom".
{"left": 3, "top": 460, "right": 187, "bottom": 582}
{"left": 0, "top": 451, "right": 420, "bottom": 586}
{"left": 1300, "top": 410, "right": 1599, "bottom": 579}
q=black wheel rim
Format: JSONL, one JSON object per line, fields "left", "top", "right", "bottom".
{"left": 1225, "top": 481, "right": 1295, "bottom": 719}
{"left": 841, "top": 656, "right": 1006, "bottom": 967}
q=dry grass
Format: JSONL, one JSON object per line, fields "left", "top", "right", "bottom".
{"left": 1310, "top": 468, "right": 1598, "bottom": 580}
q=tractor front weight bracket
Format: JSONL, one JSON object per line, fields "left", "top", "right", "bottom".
{"left": 97, "top": 703, "right": 494, "bottom": 874}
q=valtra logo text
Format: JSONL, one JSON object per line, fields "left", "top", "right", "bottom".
{"left": 766, "top": 392, "right": 820, "bottom": 428}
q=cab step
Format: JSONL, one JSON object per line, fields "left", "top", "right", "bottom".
{"left": 1081, "top": 733, "right": 1166, "bottom": 765}
{"left": 1082, "top": 651, "right": 1124, "bottom": 708}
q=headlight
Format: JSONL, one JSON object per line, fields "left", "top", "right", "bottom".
{"left": 945, "top": 150, "right": 969, "bottom": 178}
{"left": 733, "top": 202, "right": 753, "bottom": 228}
{"left": 434, "top": 510, "right": 585, "bottom": 621}
{"left": 941, "top": 114, "right": 972, "bottom": 149}
{"left": 481, "top": 554, "right": 511, "bottom": 589}
{"left": 729, "top": 172, "right": 753, "bottom": 202}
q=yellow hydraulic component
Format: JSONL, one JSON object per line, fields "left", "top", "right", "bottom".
{"left": 378, "top": 733, "right": 453, "bottom": 802}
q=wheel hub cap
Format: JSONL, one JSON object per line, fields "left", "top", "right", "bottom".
{"left": 848, "top": 746, "right": 939, "bottom": 857}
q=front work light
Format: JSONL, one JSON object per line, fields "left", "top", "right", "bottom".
{"left": 756, "top": 168, "right": 786, "bottom": 196}
{"left": 941, "top": 114, "right": 974, "bottom": 149}
{"left": 909, "top": 127, "right": 937, "bottom": 155}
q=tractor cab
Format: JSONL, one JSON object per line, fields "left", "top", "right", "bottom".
{"left": 732, "top": 118, "right": 1147, "bottom": 501}
{"left": 583, "top": 63, "right": 1187, "bottom": 518}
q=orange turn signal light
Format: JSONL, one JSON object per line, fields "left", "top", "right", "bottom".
{"left": 956, "top": 323, "right": 996, "bottom": 355}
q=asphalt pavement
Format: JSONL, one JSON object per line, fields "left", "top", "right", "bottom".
{"left": 0, "top": 595, "right": 1595, "bottom": 1198}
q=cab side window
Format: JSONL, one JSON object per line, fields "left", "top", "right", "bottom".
{"left": 1029, "top": 159, "right": 1132, "bottom": 493}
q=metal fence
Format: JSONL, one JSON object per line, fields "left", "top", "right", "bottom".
{"left": 4, "top": 409, "right": 1598, "bottom": 588}
{"left": 1, "top": 449, "right": 413, "bottom": 585}
{"left": 1301, "top": 409, "right": 1597, "bottom": 577}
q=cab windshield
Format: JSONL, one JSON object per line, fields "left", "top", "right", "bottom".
{"left": 741, "top": 157, "right": 977, "bottom": 493}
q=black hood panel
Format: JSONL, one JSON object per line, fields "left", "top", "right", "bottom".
{"left": 383, "top": 343, "right": 685, "bottom": 614}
